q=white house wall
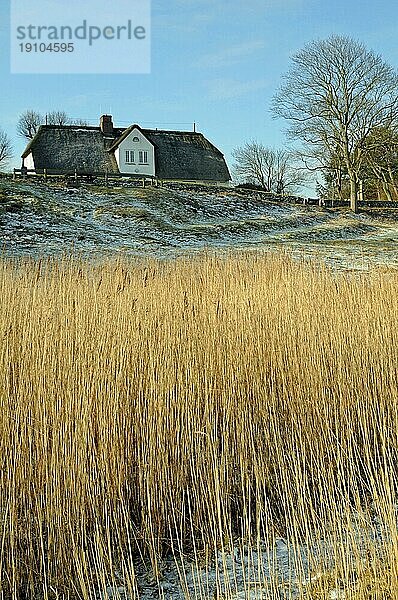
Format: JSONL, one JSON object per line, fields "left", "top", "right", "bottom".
{"left": 115, "top": 128, "right": 155, "bottom": 176}
{"left": 24, "top": 152, "right": 35, "bottom": 170}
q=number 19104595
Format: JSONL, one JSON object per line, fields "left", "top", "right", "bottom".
{"left": 19, "top": 43, "right": 74, "bottom": 52}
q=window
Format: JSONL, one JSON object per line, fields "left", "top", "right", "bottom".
{"left": 133, "top": 136, "right": 140, "bottom": 142}
{"left": 139, "top": 150, "right": 148, "bottom": 164}
{"left": 125, "top": 150, "right": 135, "bottom": 164}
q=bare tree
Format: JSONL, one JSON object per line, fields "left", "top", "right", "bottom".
{"left": 319, "top": 126, "right": 398, "bottom": 201}
{"left": 72, "top": 118, "right": 89, "bottom": 126}
{"left": 363, "top": 126, "right": 398, "bottom": 200}
{"left": 17, "top": 110, "right": 43, "bottom": 140}
{"left": 233, "top": 141, "right": 275, "bottom": 191}
{"left": 272, "top": 35, "right": 398, "bottom": 212}
{"left": 45, "top": 112, "right": 90, "bottom": 126}
{"left": 17, "top": 110, "right": 89, "bottom": 141}
{"left": 0, "top": 129, "right": 12, "bottom": 168}
{"left": 47, "top": 111, "right": 70, "bottom": 126}
{"left": 232, "top": 142, "right": 304, "bottom": 194}
{"left": 274, "top": 149, "right": 306, "bottom": 195}
{"left": 318, "top": 150, "right": 351, "bottom": 201}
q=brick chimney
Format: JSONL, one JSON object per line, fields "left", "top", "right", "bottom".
{"left": 100, "top": 115, "right": 113, "bottom": 135}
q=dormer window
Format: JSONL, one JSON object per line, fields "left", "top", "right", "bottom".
{"left": 133, "top": 136, "right": 140, "bottom": 142}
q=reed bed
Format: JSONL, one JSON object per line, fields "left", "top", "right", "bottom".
{"left": 0, "top": 252, "right": 397, "bottom": 599}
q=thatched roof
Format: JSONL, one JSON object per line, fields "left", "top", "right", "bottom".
{"left": 22, "top": 122, "right": 231, "bottom": 181}
{"left": 22, "top": 125, "right": 120, "bottom": 175}
{"left": 145, "top": 128, "right": 230, "bottom": 181}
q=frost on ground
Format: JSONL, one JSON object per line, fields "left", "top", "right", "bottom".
{"left": 102, "top": 539, "right": 309, "bottom": 600}
{"left": 100, "top": 511, "right": 389, "bottom": 600}
{"left": 2, "top": 178, "right": 398, "bottom": 271}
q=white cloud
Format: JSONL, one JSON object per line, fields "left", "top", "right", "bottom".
{"left": 197, "top": 40, "right": 266, "bottom": 69}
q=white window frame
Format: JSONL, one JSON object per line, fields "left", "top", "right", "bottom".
{"left": 139, "top": 150, "right": 148, "bottom": 165}
{"left": 125, "top": 150, "right": 135, "bottom": 164}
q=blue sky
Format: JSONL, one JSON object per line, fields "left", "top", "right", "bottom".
{"left": 1, "top": 0, "right": 398, "bottom": 190}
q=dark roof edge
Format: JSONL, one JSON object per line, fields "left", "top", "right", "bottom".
{"left": 21, "top": 127, "right": 43, "bottom": 158}
{"left": 108, "top": 124, "right": 155, "bottom": 153}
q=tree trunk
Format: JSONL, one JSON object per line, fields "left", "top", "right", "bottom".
{"left": 359, "top": 179, "right": 365, "bottom": 202}
{"left": 333, "top": 168, "right": 343, "bottom": 201}
{"left": 382, "top": 181, "right": 393, "bottom": 201}
{"left": 387, "top": 167, "right": 398, "bottom": 200}
{"left": 350, "top": 177, "right": 358, "bottom": 213}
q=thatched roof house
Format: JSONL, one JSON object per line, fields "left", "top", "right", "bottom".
{"left": 21, "top": 115, "right": 231, "bottom": 182}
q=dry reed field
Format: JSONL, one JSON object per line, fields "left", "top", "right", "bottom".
{"left": 0, "top": 252, "right": 397, "bottom": 599}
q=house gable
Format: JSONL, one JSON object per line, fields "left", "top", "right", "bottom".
{"left": 113, "top": 126, "right": 155, "bottom": 177}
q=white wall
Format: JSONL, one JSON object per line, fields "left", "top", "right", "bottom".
{"left": 115, "top": 128, "right": 155, "bottom": 176}
{"left": 24, "top": 152, "right": 35, "bottom": 170}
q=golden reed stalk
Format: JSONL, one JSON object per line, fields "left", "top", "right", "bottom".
{"left": 0, "top": 253, "right": 397, "bottom": 599}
